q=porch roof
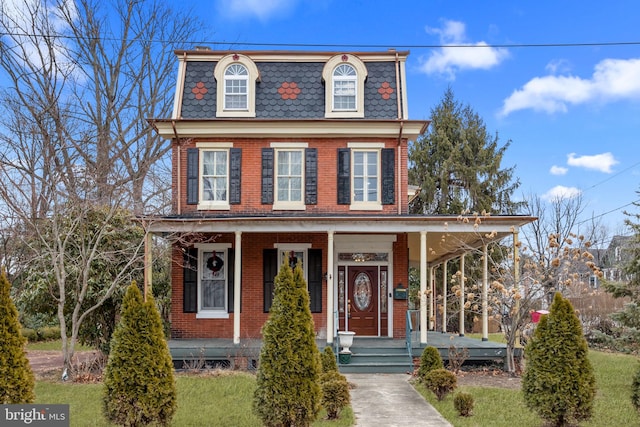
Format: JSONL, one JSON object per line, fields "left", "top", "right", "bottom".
{"left": 145, "top": 214, "right": 536, "bottom": 266}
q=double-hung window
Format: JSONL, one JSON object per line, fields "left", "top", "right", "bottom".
{"left": 276, "top": 150, "right": 303, "bottom": 204}
{"left": 353, "top": 150, "right": 379, "bottom": 204}
{"left": 199, "top": 147, "right": 229, "bottom": 209}
{"left": 194, "top": 243, "right": 232, "bottom": 318}
{"left": 266, "top": 142, "right": 310, "bottom": 210}
{"left": 202, "top": 150, "right": 228, "bottom": 203}
{"left": 333, "top": 64, "right": 357, "bottom": 111}
{"left": 224, "top": 64, "right": 248, "bottom": 110}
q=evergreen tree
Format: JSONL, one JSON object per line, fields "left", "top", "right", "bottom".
{"left": 253, "top": 261, "right": 321, "bottom": 427}
{"left": 103, "top": 283, "right": 176, "bottom": 426}
{"left": 522, "top": 292, "right": 596, "bottom": 426}
{"left": 408, "top": 87, "right": 522, "bottom": 215}
{"left": 417, "top": 346, "right": 444, "bottom": 382}
{"left": 598, "top": 196, "right": 640, "bottom": 352}
{"left": 0, "top": 270, "right": 35, "bottom": 403}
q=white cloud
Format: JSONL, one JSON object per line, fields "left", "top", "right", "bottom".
{"left": 550, "top": 165, "right": 568, "bottom": 175}
{"left": 500, "top": 58, "right": 640, "bottom": 116}
{"left": 542, "top": 185, "right": 582, "bottom": 201}
{"left": 419, "top": 20, "right": 509, "bottom": 80}
{"left": 220, "top": 0, "right": 296, "bottom": 20}
{"left": 567, "top": 152, "right": 618, "bottom": 173}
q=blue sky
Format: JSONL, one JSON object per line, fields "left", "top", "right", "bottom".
{"left": 189, "top": 0, "right": 640, "bottom": 232}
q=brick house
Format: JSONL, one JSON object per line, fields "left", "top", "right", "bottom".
{"left": 145, "top": 48, "right": 534, "bottom": 358}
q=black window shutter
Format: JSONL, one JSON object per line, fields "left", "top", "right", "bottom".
{"left": 305, "top": 148, "right": 317, "bottom": 205}
{"left": 261, "top": 148, "right": 274, "bottom": 204}
{"left": 308, "top": 249, "right": 323, "bottom": 313}
{"left": 263, "top": 249, "right": 278, "bottom": 312}
{"left": 183, "top": 247, "right": 198, "bottom": 313}
{"left": 337, "top": 148, "right": 351, "bottom": 204}
{"left": 229, "top": 148, "right": 242, "bottom": 205}
{"left": 227, "top": 249, "right": 236, "bottom": 312}
{"left": 381, "top": 148, "right": 395, "bottom": 205}
{"left": 186, "top": 148, "right": 199, "bottom": 205}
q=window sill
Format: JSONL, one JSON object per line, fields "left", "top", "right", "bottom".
{"left": 196, "top": 312, "right": 230, "bottom": 319}
{"left": 350, "top": 203, "right": 383, "bottom": 211}
{"left": 273, "top": 203, "right": 306, "bottom": 211}
{"left": 197, "top": 203, "right": 230, "bottom": 211}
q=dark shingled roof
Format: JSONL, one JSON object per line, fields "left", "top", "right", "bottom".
{"left": 180, "top": 60, "right": 400, "bottom": 120}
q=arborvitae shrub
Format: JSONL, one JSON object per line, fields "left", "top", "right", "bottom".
{"left": 418, "top": 346, "right": 444, "bottom": 381}
{"left": 0, "top": 271, "right": 35, "bottom": 403}
{"left": 522, "top": 292, "right": 596, "bottom": 426}
{"left": 423, "top": 368, "right": 457, "bottom": 401}
{"left": 321, "top": 346, "right": 339, "bottom": 373}
{"left": 454, "top": 392, "right": 474, "bottom": 416}
{"left": 320, "top": 370, "right": 350, "bottom": 420}
{"left": 253, "top": 261, "right": 321, "bottom": 427}
{"left": 103, "top": 283, "right": 177, "bottom": 426}
{"left": 631, "top": 362, "right": 640, "bottom": 412}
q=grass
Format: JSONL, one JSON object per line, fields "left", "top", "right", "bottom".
{"left": 27, "top": 340, "right": 93, "bottom": 352}
{"left": 415, "top": 350, "right": 640, "bottom": 427}
{"left": 35, "top": 372, "right": 353, "bottom": 427}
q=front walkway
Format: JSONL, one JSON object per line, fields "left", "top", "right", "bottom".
{"left": 345, "top": 373, "right": 452, "bottom": 426}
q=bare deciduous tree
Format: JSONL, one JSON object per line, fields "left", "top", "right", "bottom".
{"left": 0, "top": 0, "right": 204, "bottom": 373}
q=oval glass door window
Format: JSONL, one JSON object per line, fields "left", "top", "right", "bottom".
{"left": 353, "top": 272, "right": 372, "bottom": 310}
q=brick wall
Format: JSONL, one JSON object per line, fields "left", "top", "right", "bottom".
{"left": 172, "top": 137, "right": 410, "bottom": 216}
{"left": 169, "top": 232, "right": 409, "bottom": 339}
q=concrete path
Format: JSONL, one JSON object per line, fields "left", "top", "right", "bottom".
{"left": 345, "top": 373, "right": 453, "bottom": 427}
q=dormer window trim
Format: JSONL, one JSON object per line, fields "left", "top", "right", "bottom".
{"left": 322, "top": 54, "right": 368, "bottom": 118}
{"left": 214, "top": 54, "right": 260, "bottom": 118}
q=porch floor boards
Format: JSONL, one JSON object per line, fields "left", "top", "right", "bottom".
{"left": 168, "top": 332, "right": 507, "bottom": 373}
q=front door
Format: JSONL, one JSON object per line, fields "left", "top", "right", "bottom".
{"left": 348, "top": 266, "right": 378, "bottom": 336}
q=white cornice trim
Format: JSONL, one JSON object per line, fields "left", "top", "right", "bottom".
{"left": 174, "top": 50, "right": 409, "bottom": 63}
{"left": 150, "top": 119, "right": 428, "bottom": 140}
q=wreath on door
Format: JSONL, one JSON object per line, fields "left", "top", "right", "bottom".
{"left": 206, "top": 252, "right": 224, "bottom": 273}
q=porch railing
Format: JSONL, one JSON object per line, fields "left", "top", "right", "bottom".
{"left": 406, "top": 309, "right": 420, "bottom": 370}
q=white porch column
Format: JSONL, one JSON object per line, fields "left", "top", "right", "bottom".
{"left": 482, "top": 244, "right": 489, "bottom": 341}
{"left": 514, "top": 230, "right": 521, "bottom": 346}
{"left": 233, "top": 231, "right": 242, "bottom": 345}
{"left": 429, "top": 266, "right": 435, "bottom": 330}
{"left": 442, "top": 260, "right": 448, "bottom": 333}
{"left": 420, "top": 231, "right": 428, "bottom": 344}
{"left": 459, "top": 254, "right": 465, "bottom": 336}
{"left": 326, "top": 230, "right": 335, "bottom": 344}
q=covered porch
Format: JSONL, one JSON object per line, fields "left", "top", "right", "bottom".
{"left": 144, "top": 214, "right": 535, "bottom": 352}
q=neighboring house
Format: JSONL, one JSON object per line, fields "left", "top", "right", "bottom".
{"left": 145, "top": 49, "right": 534, "bottom": 354}
{"left": 597, "top": 235, "right": 634, "bottom": 286}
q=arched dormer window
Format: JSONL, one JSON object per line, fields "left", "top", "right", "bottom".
{"left": 333, "top": 64, "right": 357, "bottom": 110}
{"left": 322, "top": 54, "right": 367, "bottom": 118}
{"left": 224, "top": 64, "right": 249, "bottom": 110}
{"left": 214, "top": 54, "right": 260, "bottom": 117}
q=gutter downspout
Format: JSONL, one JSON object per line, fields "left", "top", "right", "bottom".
{"left": 171, "top": 120, "right": 182, "bottom": 215}
{"left": 394, "top": 51, "right": 403, "bottom": 215}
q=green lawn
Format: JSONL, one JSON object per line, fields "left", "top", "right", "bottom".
{"left": 416, "top": 350, "right": 640, "bottom": 427}
{"left": 32, "top": 348, "right": 639, "bottom": 426}
{"left": 35, "top": 372, "right": 353, "bottom": 427}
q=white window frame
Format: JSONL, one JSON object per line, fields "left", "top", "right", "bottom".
{"left": 272, "top": 142, "right": 307, "bottom": 211}
{"left": 214, "top": 54, "right": 260, "bottom": 118}
{"left": 275, "top": 243, "right": 312, "bottom": 285}
{"left": 196, "top": 142, "right": 232, "bottom": 211}
{"left": 322, "top": 54, "right": 367, "bottom": 118}
{"left": 195, "top": 243, "right": 232, "bottom": 319}
{"left": 349, "top": 142, "right": 383, "bottom": 211}
{"left": 332, "top": 64, "right": 357, "bottom": 111}
{"left": 223, "top": 64, "right": 248, "bottom": 110}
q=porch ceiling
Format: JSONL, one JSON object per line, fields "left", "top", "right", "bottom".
{"left": 145, "top": 214, "right": 536, "bottom": 266}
